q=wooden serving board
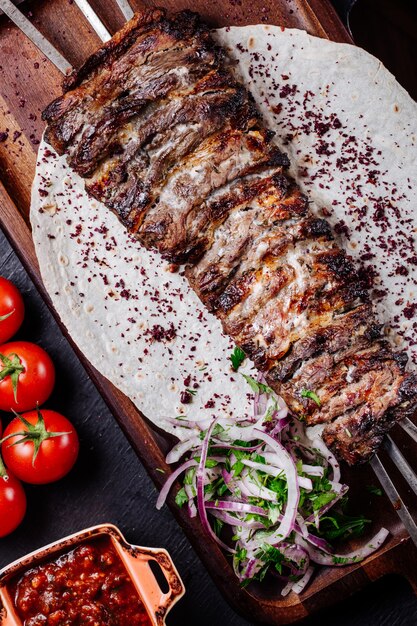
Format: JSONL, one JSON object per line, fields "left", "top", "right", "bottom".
{"left": 1, "top": 1, "right": 417, "bottom": 624}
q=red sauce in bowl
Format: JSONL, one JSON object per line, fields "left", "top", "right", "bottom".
{"left": 9, "top": 537, "right": 152, "bottom": 625}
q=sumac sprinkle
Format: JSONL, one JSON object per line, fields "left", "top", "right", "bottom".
{"left": 145, "top": 323, "right": 176, "bottom": 342}
{"left": 9, "top": 537, "right": 152, "bottom": 625}
{"left": 180, "top": 390, "right": 192, "bottom": 404}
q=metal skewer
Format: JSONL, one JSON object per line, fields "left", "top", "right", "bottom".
{"left": 73, "top": 0, "right": 111, "bottom": 42}
{"left": 400, "top": 416, "right": 417, "bottom": 444}
{"left": 2, "top": 0, "right": 417, "bottom": 552}
{"left": 370, "top": 455, "right": 417, "bottom": 546}
{"left": 114, "top": 0, "right": 134, "bottom": 21}
{"left": 384, "top": 436, "right": 417, "bottom": 498}
{"left": 0, "top": 0, "right": 72, "bottom": 74}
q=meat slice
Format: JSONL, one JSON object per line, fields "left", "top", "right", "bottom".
{"left": 186, "top": 177, "right": 305, "bottom": 306}
{"left": 85, "top": 85, "right": 254, "bottom": 227}
{"left": 42, "top": 8, "right": 417, "bottom": 465}
{"left": 322, "top": 369, "right": 417, "bottom": 464}
{"left": 43, "top": 9, "right": 221, "bottom": 154}
{"left": 136, "top": 128, "right": 288, "bottom": 246}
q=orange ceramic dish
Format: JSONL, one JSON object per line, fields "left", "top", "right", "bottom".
{"left": 0, "top": 524, "right": 185, "bottom": 625}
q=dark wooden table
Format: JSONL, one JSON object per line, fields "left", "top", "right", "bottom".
{"left": 1, "top": 233, "right": 417, "bottom": 626}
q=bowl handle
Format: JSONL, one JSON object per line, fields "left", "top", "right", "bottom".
{"left": 0, "top": 589, "right": 20, "bottom": 626}
{"left": 122, "top": 547, "right": 185, "bottom": 623}
{"left": 0, "top": 613, "right": 17, "bottom": 626}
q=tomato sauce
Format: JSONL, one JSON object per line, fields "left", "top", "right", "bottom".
{"left": 9, "top": 537, "right": 152, "bottom": 625}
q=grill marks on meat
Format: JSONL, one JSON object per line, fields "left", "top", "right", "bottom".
{"left": 42, "top": 9, "right": 417, "bottom": 465}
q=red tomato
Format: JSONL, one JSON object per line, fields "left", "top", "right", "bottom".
{"left": 0, "top": 278, "right": 25, "bottom": 344}
{"left": 0, "top": 341, "right": 55, "bottom": 412}
{"left": 0, "top": 469, "right": 27, "bottom": 538}
{"left": 1, "top": 409, "right": 79, "bottom": 484}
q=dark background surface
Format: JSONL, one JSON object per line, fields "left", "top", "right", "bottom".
{"left": 338, "top": 0, "right": 417, "bottom": 101}
{"left": 1, "top": 0, "right": 417, "bottom": 624}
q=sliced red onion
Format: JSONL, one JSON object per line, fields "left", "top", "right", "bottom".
{"left": 216, "top": 420, "right": 264, "bottom": 443}
{"left": 328, "top": 480, "right": 346, "bottom": 493}
{"left": 300, "top": 464, "right": 325, "bottom": 477}
{"left": 296, "top": 514, "right": 309, "bottom": 538}
{"left": 221, "top": 468, "right": 253, "bottom": 498}
{"left": 210, "top": 509, "right": 265, "bottom": 530}
{"left": 244, "top": 558, "right": 260, "bottom": 580}
{"left": 311, "top": 436, "right": 341, "bottom": 483}
{"left": 242, "top": 459, "right": 313, "bottom": 491}
{"left": 197, "top": 418, "right": 235, "bottom": 553}
{"left": 305, "top": 484, "right": 349, "bottom": 525}
{"left": 253, "top": 429, "right": 300, "bottom": 544}
{"left": 260, "top": 452, "right": 322, "bottom": 477}
{"left": 285, "top": 440, "right": 317, "bottom": 463}
{"left": 205, "top": 500, "right": 267, "bottom": 516}
{"left": 156, "top": 459, "right": 197, "bottom": 510}
{"left": 296, "top": 528, "right": 389, "bottom": 566}
{"left": 270, "top": 415, "right": 290, "bottom": 437}
{"left": 281, "top": 579, "right": 295, "bottom": 597}
{"left": 185, "top": 483, "right": 197, "bottom": 518}
{"left": 303, "top": 533, "right": 334, "bottom": 554}
{"left": 241, "top": 473, "right": 284, "bottom": 501}
{"left": 166, "top": 437, "right": 200, "bottom": 463}
{"left": 162, "top": 416, "right": 207, "bottom": 430}
{"left": 254, "top": 388, "right": 268, "bottom": 417}
{"left": 277, "top": 542, "right": 310, "bottom": 576}
{"left": 285, "top": 566, "right": 315, "bottom": 596}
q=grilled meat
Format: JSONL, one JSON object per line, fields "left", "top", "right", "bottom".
{"left": 42, "top": 8, "right": 417, "bottom": 465}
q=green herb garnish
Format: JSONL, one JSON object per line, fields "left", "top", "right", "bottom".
{"left": 316, "top": 512, "right": 371, "bottom": 541}
{"left": 175, "top": 487, "right": 188, "bottom": 508}
{"left": 230, "top": 346, "right": 246, "bottom": 370}
{"left": 301, "top": 388, "right": 321, "bottom": 406}
{"left": 242, "top": 374, "right": 274, "bottom": 396}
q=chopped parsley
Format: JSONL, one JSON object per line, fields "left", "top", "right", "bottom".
{"left": 241, "top": 374, "right": 275, "bottom": 396}
{"left": 256, "top": 544, "right": 287, "bottom": 577}
{"left": 175, "top": 487, "right": 188, "bottom": 508}
{"left": 301, "top": 388, "right": 321, "bottom": 406}
{"left": 316, "top": 512, "right": 371, "bottom": 541}
{"left": 212, "top": 517, "right": 224, "bottom": 537}
{"left": 311, "top": 490, "right": 336, "bottom": 511}
{"left": 230, "top": 346, "right": 246, "bottom": 370}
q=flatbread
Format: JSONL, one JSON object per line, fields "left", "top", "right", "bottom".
{"left": 31, "top": 26, "right": 417, "bottom": 439}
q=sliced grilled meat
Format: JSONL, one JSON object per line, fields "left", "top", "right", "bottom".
{"left": 42, "top": 8, "right": 417, "bottom": 464}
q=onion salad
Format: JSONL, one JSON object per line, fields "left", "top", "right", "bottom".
{"left": 157, "top": 371, "right": 389, "bottom": 596}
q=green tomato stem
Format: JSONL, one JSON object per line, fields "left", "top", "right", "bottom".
{"left": 0, "top": 352, "right": 25, "bottom": 402}
{"left": 1, "top": 408, "right": 72, "bottom": 467}
{"left": 0, "top": 452, "right": 8, "bottom": 479}
{"left": 0, "top": 310, "right": 14, "bottom": 322}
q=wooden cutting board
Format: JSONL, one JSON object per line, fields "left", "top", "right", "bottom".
{"left": 1, "top": 1, "right": 416, "bottom": 624}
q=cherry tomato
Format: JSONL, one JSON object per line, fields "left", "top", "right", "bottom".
{"left": 1, "top": 409, "right": 79, "bottom": 484}
{"left": 0, "top": 341, "right": 55, "bottom": 412}
{"left": 0, "top": 469, "right": 27, "bottom": 538}
{"left": 0, "top": 278, "right": 25, "bottom": 344}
